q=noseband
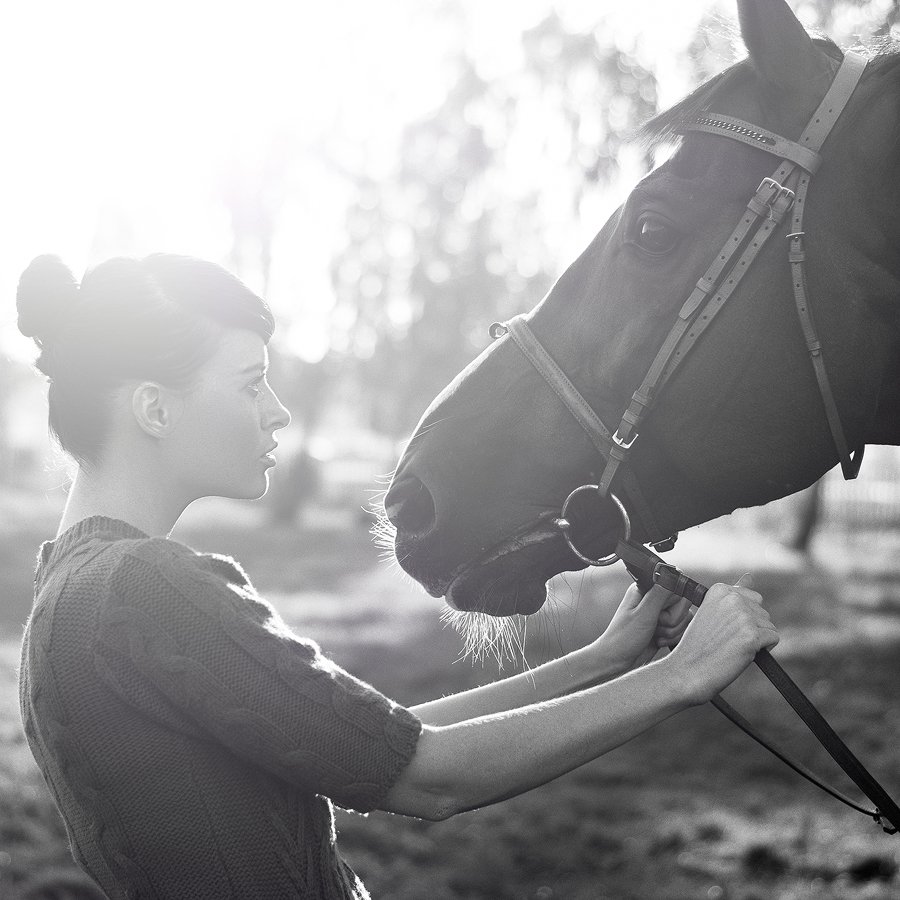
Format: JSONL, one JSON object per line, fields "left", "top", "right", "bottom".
{"left": 490, "top": 51, "right": 900, "bottom": 834}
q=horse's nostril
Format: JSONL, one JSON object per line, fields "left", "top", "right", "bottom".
{"left": 384, "top": 475, "right": 436, "bottom": 536}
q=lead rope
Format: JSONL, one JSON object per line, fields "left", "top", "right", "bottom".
{"left": 617, "top": 538, "right": 900, "bottom": 834}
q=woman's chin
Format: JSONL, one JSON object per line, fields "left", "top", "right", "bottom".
{"left": 212, "top": 472, "right": 272, "bottom": 502}
{"left": 248, "top": 474, "right": 272, "bottom": 500}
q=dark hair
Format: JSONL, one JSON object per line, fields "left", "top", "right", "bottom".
{"left": 16, "top": 253, "right": 275, "bottom": 467}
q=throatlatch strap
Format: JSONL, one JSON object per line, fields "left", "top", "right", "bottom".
{"left": 783, "top": 51, "right": 869, "bottom": 479}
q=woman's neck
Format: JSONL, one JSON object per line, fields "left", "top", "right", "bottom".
{"left": 58, "top": 466, "right": 187, "bottom": 539}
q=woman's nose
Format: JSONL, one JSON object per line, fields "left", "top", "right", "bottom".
{"left": 267, "top": 387, "right": 291, "bottom": 431}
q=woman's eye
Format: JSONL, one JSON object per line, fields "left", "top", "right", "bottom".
{"left": 247, "top": 380, "right": 263, "bottom": 396}
{"left": 633, "top": 213, "right": 680, "bottom": 256}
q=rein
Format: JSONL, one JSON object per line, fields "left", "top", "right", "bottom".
{"left": 489, "top": 51, "right": 900, "bottom": 834}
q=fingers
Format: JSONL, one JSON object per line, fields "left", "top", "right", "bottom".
{"left": 621, "top": 583, "right": 644, "bottom": 608}
{"left": 655, "top": 607, "right": 694, "bottom": 648}
{"left": 659, "top": 596, "right": 691, "bottom": 627}
{"left": 707, "top": 581, "right": 763, "bottom": 606}
{"left": 760, "top": 627, "right": 780, "bottom": 650}
{"left": 634, "top": 583, "right": 677, "bottom": 614}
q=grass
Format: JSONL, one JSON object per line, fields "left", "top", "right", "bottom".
{"left": 1, "top": 493, "right": 900, "bottom": 898}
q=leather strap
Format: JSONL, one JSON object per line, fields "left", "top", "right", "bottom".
{"left": 782, "top": 50, "right": 869, "bottom": 478}
{"left": 504, "top": 316, "right": 667, "bottom": 542}
{"left": 754, "top": 647, "right": 899, "bottom": 832}
{"left": 599, "top": 51, "right": 869, "bottom": 497}
{"left": 617, "top": 537, "right": 900, "bottom": 834}
{"left": 710, "top": 693, "right": 882, "bottom": 819}
{"left": 598, "top": 174, "right": 796, "bottom": 497}
{"left": 685, "top": 114, "right": 821, "bottom": 172}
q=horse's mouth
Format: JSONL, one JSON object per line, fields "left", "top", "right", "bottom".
{"left": 441, "top": 497, "right": 629, "bottom": 615}
{"left": 445, "top": 532, "right": 562, "bottom": 615}
{"left": 441, "top": 511, "right": 579, "bottom": 615}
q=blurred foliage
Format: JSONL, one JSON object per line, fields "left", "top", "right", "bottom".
{"left": 5, "top": 0, "right": 900, "bottom": 479}
{"left": 329, "top": 7, "right": 658, "bottom": 436}
{"left": 686, "top": 0, "right": 899, "bottom": 84}
{"left": 326, "top": 0, "right": 899, "bottom": 438}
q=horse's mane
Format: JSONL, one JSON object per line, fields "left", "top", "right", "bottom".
{"left": 639, "top": 37, "right": 900, "bottom": 153}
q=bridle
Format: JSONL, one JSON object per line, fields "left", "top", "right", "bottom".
{"left": 489, "top": 50, "right": 900, "bottom": 834}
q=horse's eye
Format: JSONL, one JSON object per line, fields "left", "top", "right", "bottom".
{"left": 633, "top": 213, "right": 680, "bottom": 256}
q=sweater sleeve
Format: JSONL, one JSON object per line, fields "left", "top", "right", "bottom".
{"left": 93, "top": 538, "right": 421, "bottom": 814}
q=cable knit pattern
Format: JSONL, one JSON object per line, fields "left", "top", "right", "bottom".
{"left": 19, "top": 516, "right": 421, "bottom": 899}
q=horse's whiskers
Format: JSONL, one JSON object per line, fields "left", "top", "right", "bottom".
{"left": 368, "top": 496, "right": 398, "bottom": 555}
{"left": 368, "top": 486, "right": 530, "bottom": 670}
{"left": 439, "top": 607, "right": 529, "bottom": 671}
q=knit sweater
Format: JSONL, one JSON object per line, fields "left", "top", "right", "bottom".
{"left": 19, "top": 516, "right": 422, "bottom": 899}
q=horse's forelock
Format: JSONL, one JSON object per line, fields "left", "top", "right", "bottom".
{"left": 636, "top": 63, "right": 751, "bottom": 151}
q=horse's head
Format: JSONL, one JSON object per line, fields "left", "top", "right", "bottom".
{"left": 384, "top": 0, "right": 900, "bottom": 616}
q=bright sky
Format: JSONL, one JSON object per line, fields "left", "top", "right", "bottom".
{"left": 0, "top": 0, "right": 726, "bottom": 365}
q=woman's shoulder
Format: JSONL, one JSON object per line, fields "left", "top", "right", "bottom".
{"left": 109, "top": 535, "right": 249, "bottom": 582}
{"left": 102, "top": 535, "right": 255, "bottom": 603}
{"left": 95, "top": 535, "right": 319, "bottom": 669}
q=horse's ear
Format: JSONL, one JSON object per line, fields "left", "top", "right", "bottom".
{"left": 738, "top": 0, "right": 823, "bottom": 88}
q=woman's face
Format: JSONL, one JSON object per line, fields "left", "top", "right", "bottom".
{"left": 165, "top": 328, "right": 291, "bottom": 501}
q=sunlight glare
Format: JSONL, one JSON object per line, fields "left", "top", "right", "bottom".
{"left": 0, "top": 0, "right": 720, "bottom": 363}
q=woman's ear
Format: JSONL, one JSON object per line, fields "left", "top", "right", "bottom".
{"left": 131, "top": 382, "right": 185, "bottom": 439}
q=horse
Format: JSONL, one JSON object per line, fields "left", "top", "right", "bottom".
{"left": 382, "top": 0, "right": 900, "bottom": 626}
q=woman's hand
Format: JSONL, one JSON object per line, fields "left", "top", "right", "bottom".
{"left": 587, "top": 582, "right": 693, "bottom": 677}
{"left": 669, "top": 577, "right": 779, "bottom": 704}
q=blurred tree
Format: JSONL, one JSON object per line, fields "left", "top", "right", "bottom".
{"left": 217, "top": 133, "right": 340, "bottom": 522}
{"left": 686, "top": 0, "right": 899, "bottom": 85}
{"left": 801, "top": 0, "right": 899, "bottom": 41}
{"left": 0, "top": 354, "right": 18, "bottom": 483}
{"left": 330, "top": 7, "right": 657, "bottom": 437}
{"left": 220, "top": 137, "right": 288, "bottom": 298}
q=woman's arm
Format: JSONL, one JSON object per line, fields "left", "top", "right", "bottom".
{"left": 382, "top": 581, "right": 777, "bottom": 821}
{"left": 411, "top": 583, "right": 689, "bottom": 726}
{"left": 409, "top": 644, "right": 617, "bottom": 727}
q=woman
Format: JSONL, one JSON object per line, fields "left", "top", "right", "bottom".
{"left": 17, "top": 253, "right": 778, "bottom": 899}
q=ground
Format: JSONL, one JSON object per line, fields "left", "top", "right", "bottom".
{"left": 1, "top": 490, "right": 899, "bottom": 899}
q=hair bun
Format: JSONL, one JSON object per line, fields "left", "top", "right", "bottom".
{"left": 17, "top": 255, "right": 79, "bottom": 345}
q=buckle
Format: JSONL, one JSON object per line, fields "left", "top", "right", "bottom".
{"left": 756, "top": 177, "right": 782, "bottom": 206}
{"left": 753, "top": 177, "right": 795, "bottom": 221}
{"left": 612, "top": 429, "right": 638, "bottom": 450}
{"left": 770, "top": 185, "right": 795, "bottom": 220}
{"left": 652, "top": 562, "right": 680, "bottom": 586}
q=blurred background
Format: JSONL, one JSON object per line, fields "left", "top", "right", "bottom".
{"left": 2, "top": 1, "right": 900, "bottom": 898}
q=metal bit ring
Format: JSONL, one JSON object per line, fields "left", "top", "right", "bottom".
{"left": 555, "top": 487, "right": 630, "bottom": 567}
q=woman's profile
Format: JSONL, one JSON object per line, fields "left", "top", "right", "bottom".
{"left": 17, "top": 253, "right": 778, "bottom": 899}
